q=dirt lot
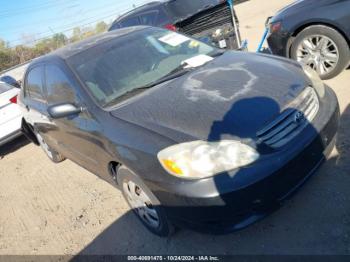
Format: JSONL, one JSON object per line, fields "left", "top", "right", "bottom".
{"left": 0, "top": 0, "right": 349, "bottom": 255}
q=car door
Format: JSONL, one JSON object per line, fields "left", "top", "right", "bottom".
{"left": 22, "top": 65, "right": 50, "bottom": 136}
{"left": 43, "top": 63, "right": 105, "bottom": 173}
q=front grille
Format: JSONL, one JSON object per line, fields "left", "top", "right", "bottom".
{"left": 257, "top": 87, "right": 320, "bottom": 148}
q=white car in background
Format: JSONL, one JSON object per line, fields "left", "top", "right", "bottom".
{"left": 0, "top": 82, "right": 22, "bottom": 146}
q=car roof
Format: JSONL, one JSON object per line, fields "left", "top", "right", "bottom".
{"left": 115, "top": 1, "right": 164, "bottom": 22}
{"left": 30, "top": 26, "right": 149, "bottom": 66}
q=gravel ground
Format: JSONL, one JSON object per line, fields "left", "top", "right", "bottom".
{"left": 0, "top": 0, "right": 349, "bottom": 255}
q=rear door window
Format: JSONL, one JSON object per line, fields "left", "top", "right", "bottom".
{"left": 119, "top": 16, "right": 140, "bottom": 27}
{"left": 156, "top": 6, "right": 171, "bottom": 25}
{"left": 45, "top": 64, "right": 78, "bottom": 105}
{"left": 26, "top": 66, "right": 45, "bottom": 101}
{"left": 139, "top": 11, "right": 158, "bottom": 26}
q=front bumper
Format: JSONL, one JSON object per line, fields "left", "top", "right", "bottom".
{"left": 154, "top": 86, "right": 339, "bottom": 233}
{"left": 267, "top": 30, "right": 292, "bottom": 57}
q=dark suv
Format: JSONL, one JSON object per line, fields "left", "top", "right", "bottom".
{"left": 109, "top": 0, "right": 244, "bottom": 50}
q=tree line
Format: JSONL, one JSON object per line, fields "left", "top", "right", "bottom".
{"left": 0, "top": 21, "right": 108, "bottom": 72}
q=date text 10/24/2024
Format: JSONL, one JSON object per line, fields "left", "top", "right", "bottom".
{"left": 127, "top": 256, "right": 220, "bottom": 261}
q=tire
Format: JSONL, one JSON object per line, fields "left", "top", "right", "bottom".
{"left": 35, "top": 132, "right": 65, "bottom": 163}
{"left": 117, "top": 166, "right": 175, "bottom": 237}
{"left": 290, "top": 25, "right": 350, "bottom": 80}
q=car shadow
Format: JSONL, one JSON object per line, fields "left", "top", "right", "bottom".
{"left": 72, "top": 100, "right": 349, "bottom": 256}
{"left": 331, "top": 103, "right": 350, "bottom": 171}
{"left": 0, "top": 135, "right": 29, "bottom": 160}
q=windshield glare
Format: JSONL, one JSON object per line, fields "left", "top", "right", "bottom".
{"left": 68, "top": 28, "right": 216, "bottom": 107}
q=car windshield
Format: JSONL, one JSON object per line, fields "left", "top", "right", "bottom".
{"left": 166, "top": 0, "right": 222, "bottom": 21}
{"left": 0, "top": 83, "right": 12, "bottom": 94}
{"left": 68, "top": 27, "right": 216, "bottom": 107}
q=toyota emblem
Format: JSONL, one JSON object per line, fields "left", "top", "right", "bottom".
{"left": 294, "top": 111, "right": 305, "bottom": 124}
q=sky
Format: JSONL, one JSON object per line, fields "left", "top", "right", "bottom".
{"left": 0, "top": 0, "right": 150, "bottom": 47}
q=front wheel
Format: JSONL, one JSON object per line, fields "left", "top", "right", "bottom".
{"left": 290, "top": 25, "right": 350, "bottom": 80}
{"left": 118, "top": 166, "right": 175, "bottom": 237}
{"left": 35, "top": 132, "right": 65, "bottom": 163}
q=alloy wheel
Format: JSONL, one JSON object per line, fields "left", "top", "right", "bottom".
{"left": 122, "top": 180, "right": 160, "bottom": 229}
{"left": 296, "top": 35, "right": 339, "bottom": 76}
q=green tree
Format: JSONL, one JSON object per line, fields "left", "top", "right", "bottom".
{"left": 0, "top": 20, "right": 113, "bottom": 73}
{"left": 14, "top": 45, "right": 34, "bottom": 63}
{"left": 34, "top": 40, "right": 52, "bottom": 56}
{"left": 95, "top": 21, "right": 108, "bottom": 33}
{"left": 71, "top": 27, "right": 82, "bottom": 42}
{"left": 0, "top": 39, "right": 6, "bottom": 49}
{"left": 52, "top": 33, "right": 68, "bottom": 49}
{"left": 0, "top": 49, "right": 19, "bottom": 71}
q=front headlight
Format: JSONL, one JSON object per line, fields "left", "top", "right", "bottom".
{"left": 157, "top": 140, "right": 259, "bottom": 179}
{"left": 303, "top": 66, "right": 325, "bottom": 98}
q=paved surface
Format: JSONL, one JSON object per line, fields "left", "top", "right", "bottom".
{"left": 0, "top": 0, "right": 349, "bottom": 255}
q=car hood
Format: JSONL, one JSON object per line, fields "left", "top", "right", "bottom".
{"left": 110, "top": 51, "right": 310, "bottom": 144}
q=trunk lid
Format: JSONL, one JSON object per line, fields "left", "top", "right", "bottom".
{"left": 0, "top": 87, "right": 18, "bottom": 108}
{"left": 0, "top": 88, "right": 21, "bottom": 125}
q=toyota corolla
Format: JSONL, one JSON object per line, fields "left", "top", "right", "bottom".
{"left": 19, "top": 27, "right": 339, "bottom": 236}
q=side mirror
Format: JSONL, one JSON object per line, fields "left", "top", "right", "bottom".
{"left": 47, "top": 103, "right": 82, "bottom": 119}
{"left": 0, "top": 75, "right": 21, "bottom": 88}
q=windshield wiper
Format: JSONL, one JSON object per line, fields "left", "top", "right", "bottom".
{"left": 104, "top": 65, "right": 192, "bottom": 108}
{"left": 157, "top": 63, "right": 192, "bottom": 80}
{"left": 210, "top": 49, "right": 226, "bottom": 57}
{"left": 104, "top": 86, "right": 152, "bottom": 108}
{"left": 136, "top": 64, "right": 193, "bottom": 91}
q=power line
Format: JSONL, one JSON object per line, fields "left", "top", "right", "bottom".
{"left": 6, "top": 0, "right": 151, "bottom": 47}
{"left": 8, "top": 9, "right": 128, "bottom": 47}
{"left": 0, "top": 0, "right": 58, "bottom": 14}
{"left": 7, "top": 5, "right": 134, "bottom": 46}
{"left": 0, "top": 0, "right": 136, "bottom": 33}
{"left": 0, "top": 0, "right": 79, "bottom": 18}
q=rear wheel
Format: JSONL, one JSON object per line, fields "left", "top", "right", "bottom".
{"left": 291, "top": 25, "right": 350, "bottom": 80}
{"left": 118, "top": 166, "right": 174, "bottom": 237}
{"left": 35, "top": 132, "right": 65, "bottom": 163}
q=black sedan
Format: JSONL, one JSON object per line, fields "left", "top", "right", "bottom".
{"left": 267, "top": 0, "right": 350, "bottom": 80}
{"left": 19, "top": 27, "right": 339, "bottom": 236}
